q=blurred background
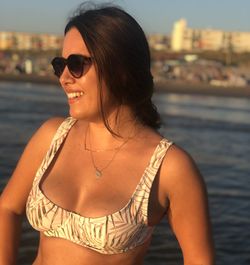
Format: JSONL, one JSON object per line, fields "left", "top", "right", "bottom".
{"left": 0, "top": 1, "right": 250, "bottom": 264}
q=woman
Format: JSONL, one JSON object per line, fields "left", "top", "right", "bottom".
{"left": 0, "top": 3, "right": 214, "bottom": 265}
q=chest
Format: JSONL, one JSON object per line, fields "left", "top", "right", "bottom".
{"left": 39, "top": 138, "right": 167, "bottom": 225}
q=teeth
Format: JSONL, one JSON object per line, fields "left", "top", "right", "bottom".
{"left": 67, "top": 92, "right": 84, "bottom": 99}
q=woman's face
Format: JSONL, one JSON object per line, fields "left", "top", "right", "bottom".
{"left": 60, "top": 27, "right": 114, "bottom": 122}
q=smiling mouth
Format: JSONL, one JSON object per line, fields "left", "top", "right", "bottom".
{"left": 67, "top": 92, "right": 84, "bottom": 99}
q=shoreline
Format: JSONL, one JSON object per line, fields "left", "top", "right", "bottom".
{"left": 156, "top": 80, "right": 250, "bottom": 98}
{"left": 1, "top": 73, "right": 250, "bottom": 98}
{"left": 0, "top": 73, "right": 59, "bottom": 85}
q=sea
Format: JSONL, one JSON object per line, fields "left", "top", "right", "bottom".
{"left": 0, "top": 81, "right": 249, "bottom": 265}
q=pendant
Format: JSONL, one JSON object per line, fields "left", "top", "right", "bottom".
{"left": 95, "top": 169, "right": 102, "bottom": 178}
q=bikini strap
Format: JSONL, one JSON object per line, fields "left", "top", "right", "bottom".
{"left": 133, "top": 138, "right": 173, "bottom": 223}
{"left": 34, "top": 116, "right": 77, "bottom": 182}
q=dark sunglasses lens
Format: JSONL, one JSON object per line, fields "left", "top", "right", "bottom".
{"left": 68, "top": 55, "right": 84, "bottom": 78}
{"left": 51, "top": 58, "right": 66, "bottom": 77}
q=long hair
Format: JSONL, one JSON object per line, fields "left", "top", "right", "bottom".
{"left": 65, "top": 2, "right": 161, "bottom": 132}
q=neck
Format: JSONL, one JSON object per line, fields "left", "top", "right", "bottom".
{"left": 85, "top": 106, "right": 141, "bottom": 151}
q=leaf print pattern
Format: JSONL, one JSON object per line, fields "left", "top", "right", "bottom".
{"left": 26, "top": 117, "right": 173, "bottom": 254}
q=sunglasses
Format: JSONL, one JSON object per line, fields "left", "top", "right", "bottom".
{"left": 51, "top": 54, "right": 92, "bottom": 78}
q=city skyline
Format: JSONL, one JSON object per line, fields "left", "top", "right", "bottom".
{"left": 1, "top": 0, "right": 250, "bottom": 35}
{"left": 2, "top": 18, "right": 250, "bottom": 53}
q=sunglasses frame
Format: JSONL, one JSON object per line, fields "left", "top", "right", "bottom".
{"left": 51, "top": 54, "right": 92, "bottom": 78}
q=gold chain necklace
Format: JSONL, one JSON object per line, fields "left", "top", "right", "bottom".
{"left": 84, "top": 136, "right": 126, "bottom": 152}
{"left": 86, "top": 124, "right": 129, "bottom": 178}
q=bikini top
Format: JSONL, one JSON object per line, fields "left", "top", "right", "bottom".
{"left": 26, "top": 117, "right": 173, "bottom": 254}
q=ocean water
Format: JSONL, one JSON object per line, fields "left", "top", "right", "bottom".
{"left": 0, "top": 81, "right": 250, "bottom": 265}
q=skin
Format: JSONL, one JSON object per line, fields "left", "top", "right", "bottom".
{"left": 0, "top": 27, "right": 214, "bottom": 265}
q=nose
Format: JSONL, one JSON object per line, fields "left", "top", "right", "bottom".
{"left": 59, "top": 66, "right": 75, "bottom": 86}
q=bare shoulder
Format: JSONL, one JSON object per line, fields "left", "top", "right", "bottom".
{"left": 20, "top": 116, "right": 66, "bottom": 169}
{"left": 22, "top": 116, "right": 65, "bottom": 157}
{"left": 159, "top": 144, "right": 214, "bottom": 263}
{"left": 0, "top": 116, "right": 66, "bottom": 214}
{"left": 34, "top": 116, "right": 66, "bottom": 141}
{"left": 161, "top": 143, "right": 198, "bottom": 172}
{"left": 159, "top": 143, "right": 206, "bottom": 199}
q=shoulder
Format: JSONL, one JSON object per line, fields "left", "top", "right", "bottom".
{"left": 23, "top": 116, "right": 67, "bottom": 159}
{"left": 31, "top": 116, "right": 66, "bottom": 141}
{"left": 159, "top": 144, "right": 214, "bottom": 262}
{"left": 38, "top": 116, "right": 67, "bottom": 136}
{"left": 159, "top": 143, "right": 206, "bottom": 200}
{"left": 161, "top": 143, "right": 198, "bottom": 175}
{"left": 0, "top": 117, "right": 67, "bottom": 214}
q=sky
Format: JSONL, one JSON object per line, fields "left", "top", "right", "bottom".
{"left": 0, "top": 0, "right": 250, "bottom": 35}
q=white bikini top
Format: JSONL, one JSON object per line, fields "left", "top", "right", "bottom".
{"left": 26, "top": 117, "right": 173, "bottom": 254}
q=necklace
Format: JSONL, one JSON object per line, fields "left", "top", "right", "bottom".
{"left": 84, "top": 136, "right": 126, "bottom": 152}
{"left": 86, "top": 124, "right": 130, "bottom": 178}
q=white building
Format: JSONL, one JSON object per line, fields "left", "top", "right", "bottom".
{"left": 0, "top": 31, "right": 63, "bottom": 51}
{"left": 171, "top": 19, "right": 187, "bottom": 51}
{"left": 171, "top": 19, "right": 250, "bottom": 53}
{"left": 229, "top": 32, "right": 250, "bottom": 52}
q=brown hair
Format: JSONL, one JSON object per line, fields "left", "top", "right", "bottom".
{"left": 65, "top": 2, "right": 161, "bottom": 132}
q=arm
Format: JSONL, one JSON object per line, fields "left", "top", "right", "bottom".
{"left": 0, "top": 207, "right": 22, "bottom": 265}
{"left": 160, "top": 145, "right": 215, "bottom": 265}
{"left": 0, "top": 117, "right": 64, "bottom": 265}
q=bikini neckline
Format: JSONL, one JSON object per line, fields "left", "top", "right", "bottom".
{"left": 37, "top": 138, "right": 168, "bottom": 221}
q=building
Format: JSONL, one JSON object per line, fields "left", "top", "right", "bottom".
{"left": 0, "top": 32, "right": 12, "bottom": 50}
{"left": 171, "top": 19, "right": 250, "bottom": 53}
{"left": 229, "top": 32, "right": 250, "bottom": 53}
{"left": 171, "top": 19, "right": 187, "bottom": 51}
{"left": 0, "top": 31, "right": 63, "bottom": 51}
{"left": 148, "top": 34, "right": 170, "bottom": 51}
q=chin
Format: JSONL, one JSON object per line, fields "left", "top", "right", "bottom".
{"left": 69, "top": 109, "right": 102, "bottom": 123}
{"left": 69, "top": 110, "right": 86, "bottom": 120}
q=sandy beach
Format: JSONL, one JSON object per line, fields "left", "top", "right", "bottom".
{"left": 0, "top": 73, "right": 250, "bottom": 98}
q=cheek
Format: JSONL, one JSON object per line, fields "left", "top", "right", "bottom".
{"left": 79, "top": 68, "right": 99, "bottom": 99}
{"left": 83, "top": 73, "right": 109, "bottom": 109}
{"left": 84, "top": 78, "right": 101, "bottom": 108}
{"left": 68, "top": 80, "right": 101, "bottom": 120}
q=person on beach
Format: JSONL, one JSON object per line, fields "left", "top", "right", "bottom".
{"left": 0, "top": 3, "right": 214, "bottom": 265}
